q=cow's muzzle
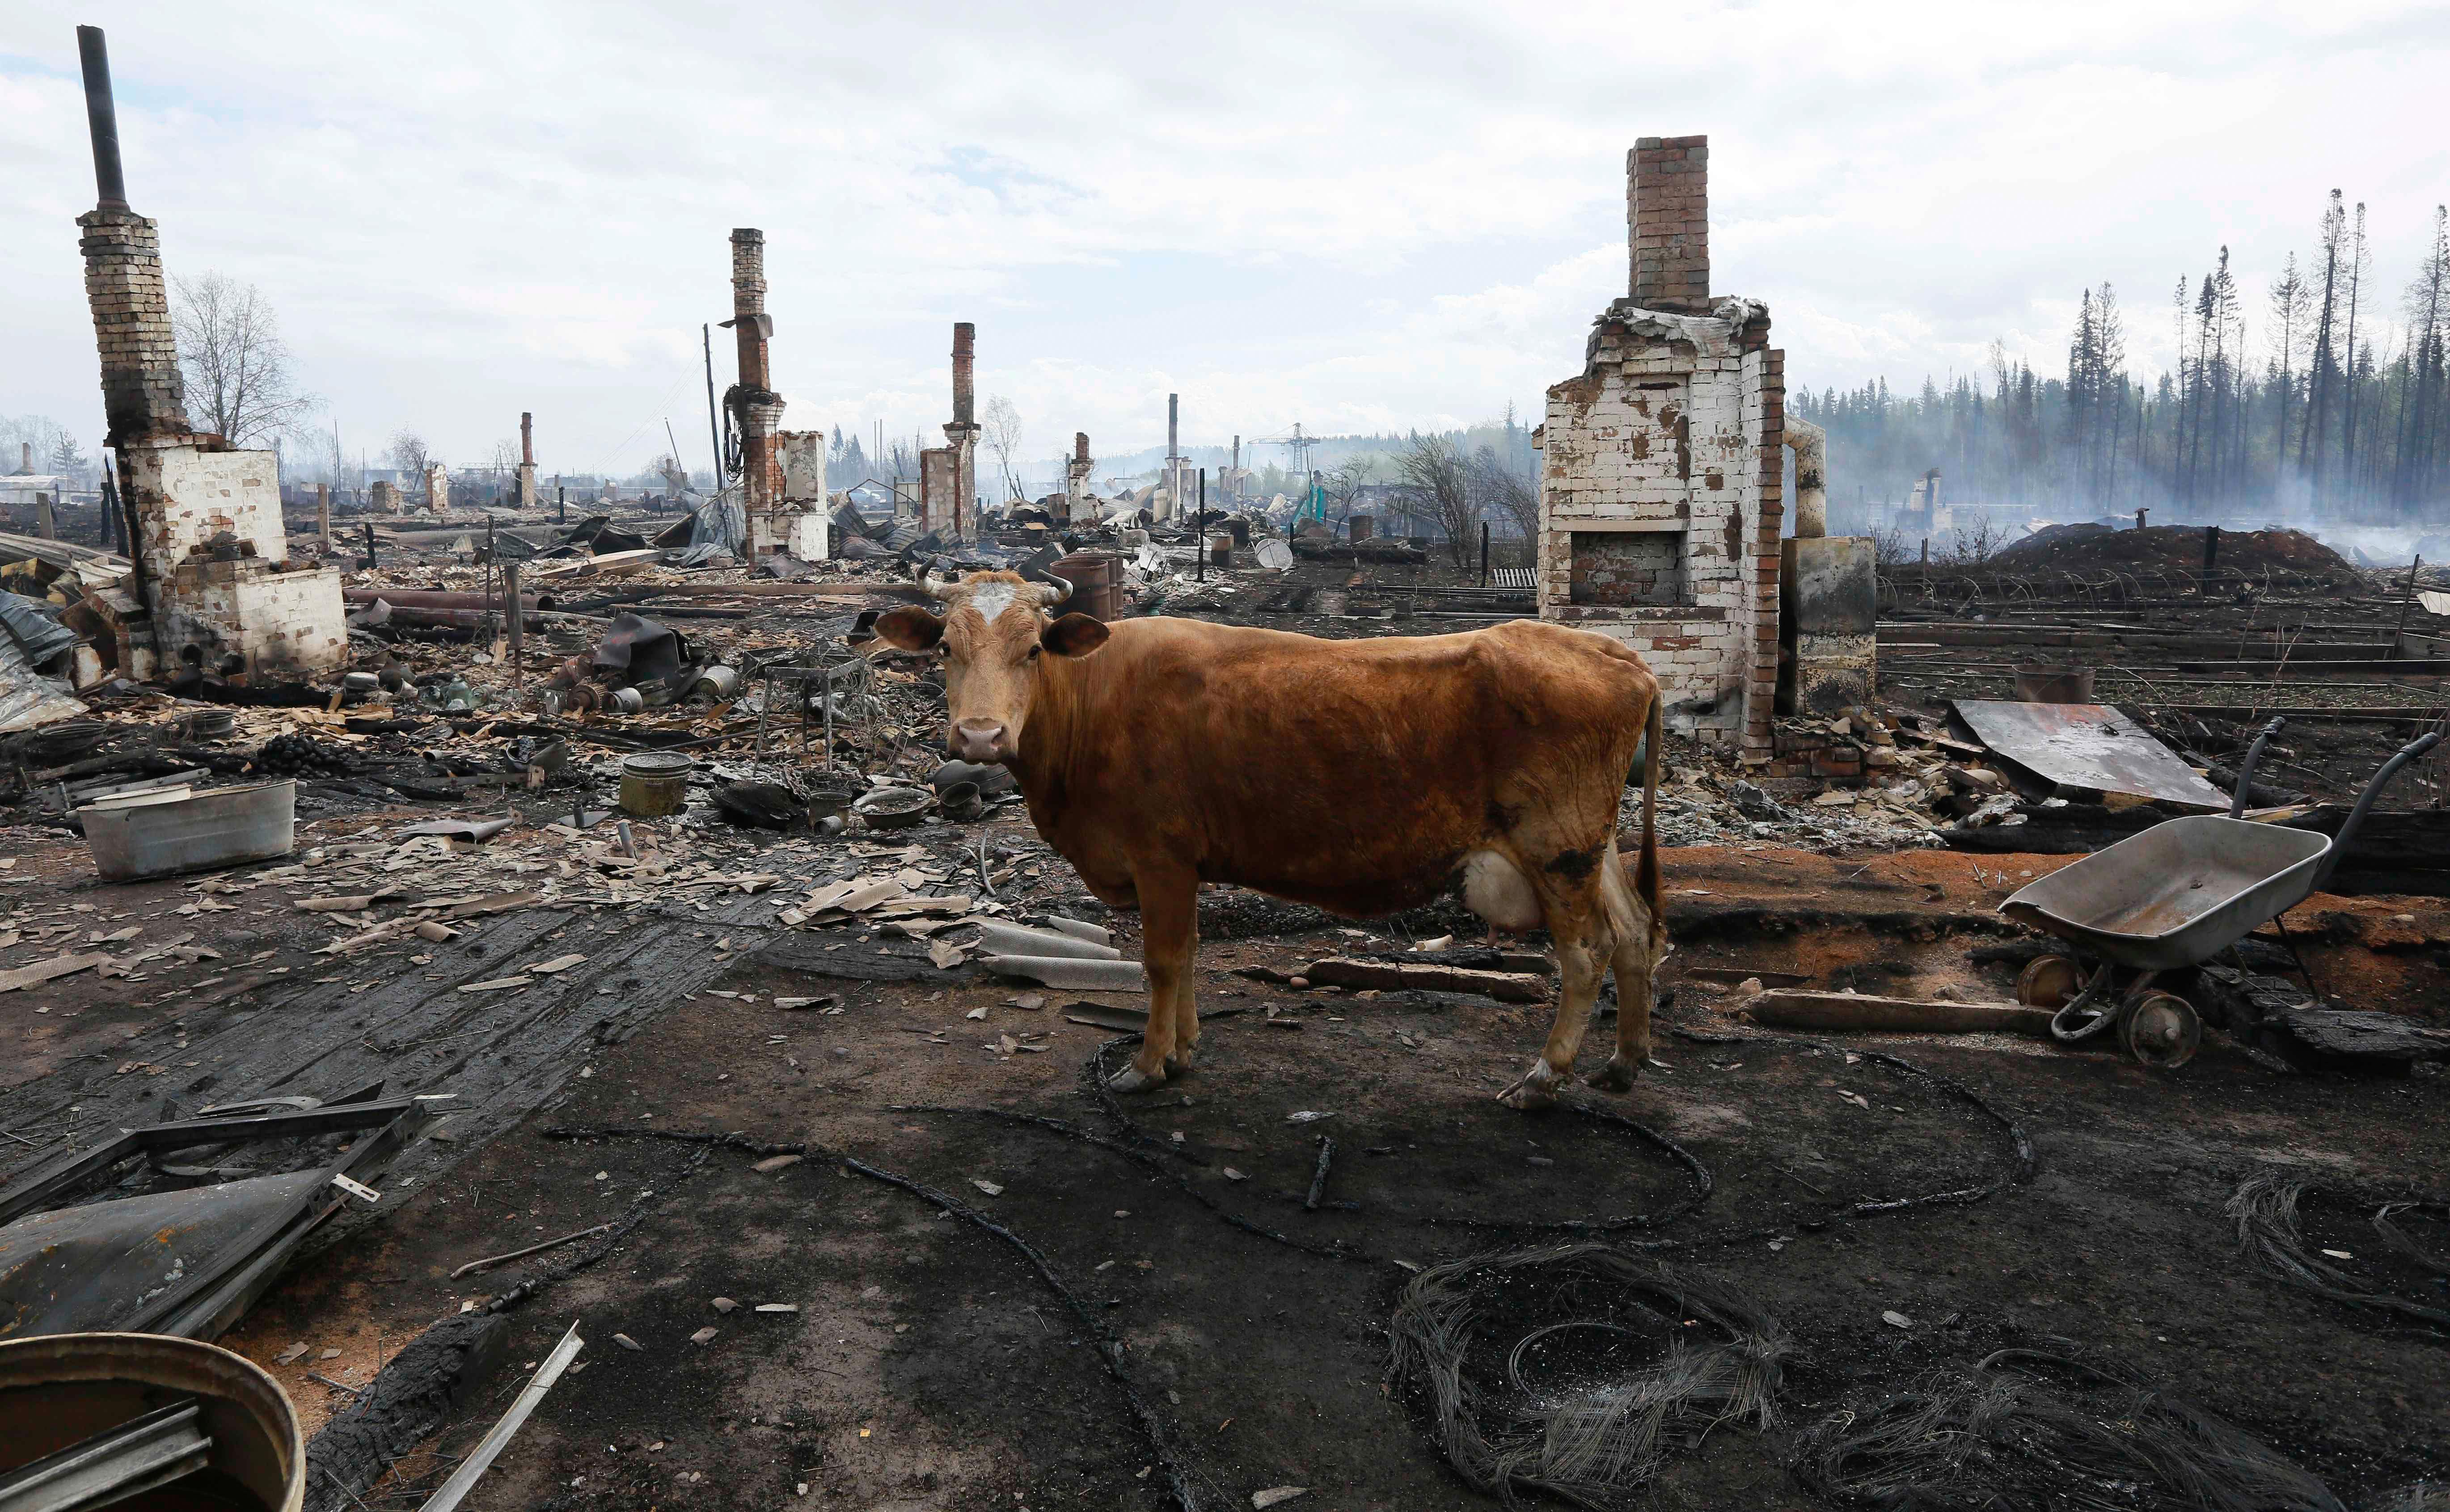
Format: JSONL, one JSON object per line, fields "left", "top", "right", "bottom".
{"left": 950, "top": 720, "right": 1010, "bottom": 763}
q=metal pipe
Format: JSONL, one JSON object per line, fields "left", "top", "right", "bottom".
{"left": 76, "top": 26, "right": 130, "bottom": 211}
{"left": 341, "top": 589, "right": 555, "bottom": 612}
{"left": 1167, "top": 393, "right": 1178, "bottom": 459}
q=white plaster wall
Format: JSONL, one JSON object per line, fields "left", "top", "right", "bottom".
{"left": 150, "top": 446, "right": 287, "bottom": 566}
{"left": 1537, "top": 304, "right": 1762, "bottom": 732}
{"left": 777, "top": 430, "right": 828, "bottom": 502}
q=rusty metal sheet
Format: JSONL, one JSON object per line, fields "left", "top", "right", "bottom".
{"left": 1952, "top": 699, "right": 2228, "bottom": 807}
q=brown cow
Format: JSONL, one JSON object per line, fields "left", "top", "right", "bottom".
{"left": 872, "top": 569, "right": 1665, "bottom": 1109}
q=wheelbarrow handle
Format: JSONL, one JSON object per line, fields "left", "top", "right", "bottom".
{"left": 2314, "top": 730, "right": 2444, "bottom": 890}
{"left": 2229, "top": 715, "right": 2289, "bottom": 819}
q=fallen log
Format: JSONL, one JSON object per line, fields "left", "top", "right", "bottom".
{"left": 1742, "top": 989, "right": 2056, "bottom": 1038}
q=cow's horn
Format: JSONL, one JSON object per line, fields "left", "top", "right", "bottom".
{"left": 1032, "top": 573, "right": 1073, "bottom": 608}
{"left": 913, "top": 564, "right": 961, "bottom": 602}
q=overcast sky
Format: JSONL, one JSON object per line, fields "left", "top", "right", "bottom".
{"left": 4, "top": 1, "right": 2445, "bottom": 485}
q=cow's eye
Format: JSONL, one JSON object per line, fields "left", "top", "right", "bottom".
{"left": 1026, "top": 644, "right": 1042, "bottom": 660}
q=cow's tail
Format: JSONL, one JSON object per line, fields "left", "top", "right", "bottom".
{"left": 1635, "top": 689, "right": 1663, "bottom": 941}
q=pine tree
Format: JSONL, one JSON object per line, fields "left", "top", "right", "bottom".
{"left": 2301, "top": 190, "right": 2347, "bottom": 493}
{"left": 2339, "top": 202, "right": 2372, "bottom": 505}
{"left": 2268, "top": 253, "right": 2310, "bottom": 478}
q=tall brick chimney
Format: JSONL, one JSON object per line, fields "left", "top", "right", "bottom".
{"left": 1074, "top": 432, "right": 1089, "bottom": 464}
{"left": 520, "top": 411, "right": 533, "bottom": 466}
{"left": 730, "top": 229, "right": 770, "bottom": 392}
{"left": 1629, "top": 135, "right": 1709, "bottom": 314}
{"left": 943, "top": 322, "right": 980, "bottom": 541}
{"left": 728, "top": 228, "right": 783, "bottom": 514}
{"left": 75, "top": 26, "right": 189, "bottom": 446}
{"left": 950, "top": 322, "right": 975, "bottom": 425}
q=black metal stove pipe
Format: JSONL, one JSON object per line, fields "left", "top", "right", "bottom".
{"left": 76, "top": 25, "right": 130, "bottom": 211}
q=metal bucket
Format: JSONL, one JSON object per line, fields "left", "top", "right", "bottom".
{"left": 0, "top": 1332, "right": 305, "bottom": 1511}
{"left": 619, "top": 751, "right": 694, "bottom": 816}
{"left": 80, "top": 781, "right": 296, "bottom": 882}
{"left": 2013, "top": 663, "right": 2097, "bottom": 704}
{"left": 1349, "top": 515, "right": 1374, "bottom": 542}
{"left": 1052, "top": 551, "right": 1124, "bottom": 622}
{"left": 1207, "top": 535, "right": 1233, "bottom": 569}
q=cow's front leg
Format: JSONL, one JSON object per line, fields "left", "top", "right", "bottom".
{"left": 1499, "top": 914, "right": 1609, "bottom": 1111}
{"left": 1110, "top": 861, "right": 1196, "bottom": 1093}
{"left": 1165, "top": 902, "right": 1201, "bottom": 1077}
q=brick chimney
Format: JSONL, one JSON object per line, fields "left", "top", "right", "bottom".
{"left": 1628, "top": 135, "right": 1709, "bottom": 313}
{"left": 951, "top": 323, "right": 975, "bottom": 425}
{"left": 75, "top": 28, "right": 189, "bottom": 445}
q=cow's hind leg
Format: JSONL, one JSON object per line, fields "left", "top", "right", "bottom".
{"left": 1111, "top": 860, "right": 1196, "bottom": 1093}
{"left": 1586, "top": 847, "right": 1661, "bottom": 1092}
{"left": 1497, "top": 865, "right": 1616, "bottom": 1112}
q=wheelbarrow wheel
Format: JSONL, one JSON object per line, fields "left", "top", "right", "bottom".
{"left": 2120, "top": 991, "right": 2201, "bottom": 1070}
{"left": 2016, "top": 954, "right": 2082, "bottom": 1008}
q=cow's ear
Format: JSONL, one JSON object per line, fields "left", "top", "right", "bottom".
{"left": 1040, "top": 613, "right": 1110, "bottom": 659}
{"left": 874, "top": 606, "right": 945, "bottom": 652}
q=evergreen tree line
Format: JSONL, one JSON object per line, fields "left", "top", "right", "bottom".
{"left": 1796, "top": 196, "right": 2450, "bottom": 524}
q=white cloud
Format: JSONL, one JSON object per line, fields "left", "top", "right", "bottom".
{"left": 0, "top": 0, "right": 2442, "bottom": 474}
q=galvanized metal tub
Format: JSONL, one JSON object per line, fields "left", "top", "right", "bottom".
{"left": 0, "top": 1331, "right": 305, "bottom": 1511}
{"left": 80, "top": 781, "right": 296, "bottom": 883}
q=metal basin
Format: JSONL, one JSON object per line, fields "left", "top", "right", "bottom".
{"left": 0, "top": 1332, "right": 304, "bottom": 1511}
{"left": 80, "top": 781, "right": 296, "bottom": 883}
{"left": 1999, "top": 815, "right": 2330, "bottom": 970}
{"left": 2012, "top": 663, "right": 2096, "bottom": 704}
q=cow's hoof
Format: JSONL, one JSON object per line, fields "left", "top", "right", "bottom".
{"left": 1584, "top": 1057, "right": 1637, "bottom": 1092}
{"left": 1107, "top": 1064, "right": 1166, "bottom": 1095}
{"left": 1163, "top": 1047, "right": 1197, "bottom": 1076}
{"left": 1495, "top": 1063, "right": 1563, "bottom": 1111}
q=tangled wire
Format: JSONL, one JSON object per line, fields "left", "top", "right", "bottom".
{"left": 2228, "top": 1167, "right": 2450, "bottom": 1331}
{"left": 1792, "top": 1349, "right": 2344, "bottom": 1512}
{"left": 253, "top": 731, "right": 360, "bottom": 778}
{"left": 1387, "top": 1244, "right": 1787, "bottom": 1510}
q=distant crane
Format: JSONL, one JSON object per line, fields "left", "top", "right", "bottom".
{"left": 1253, "top": 423, "right": 1320, "bottom": 485}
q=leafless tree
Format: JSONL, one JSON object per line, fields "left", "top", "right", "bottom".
{"left": 488, "top": 438, "right": 521, "bottom": 482}
{"left": 388, "top": 430, "right": 434, "bottom": 483}
{"left": 981, "top": 395, "right": 1025, "bottom": 501}
{"left": 1471, "top": 445, "right": 1538, "bottom": 548}
{"left": 171, "top": 272, "right": 318, "bottom": 445}
{"left": 1943, "top": 513, "right": 2007, "bottom": 565}
{"left": 1397, "top": 431, "right": 1479, "bottom": 567}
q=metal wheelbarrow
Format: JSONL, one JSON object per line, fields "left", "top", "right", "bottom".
{"left": 1997, "top": 720, "right": 2441, "bottom": 1068}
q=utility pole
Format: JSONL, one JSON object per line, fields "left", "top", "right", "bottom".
{"left": 702, "top": 324, "right": 724, "bottom": 487}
